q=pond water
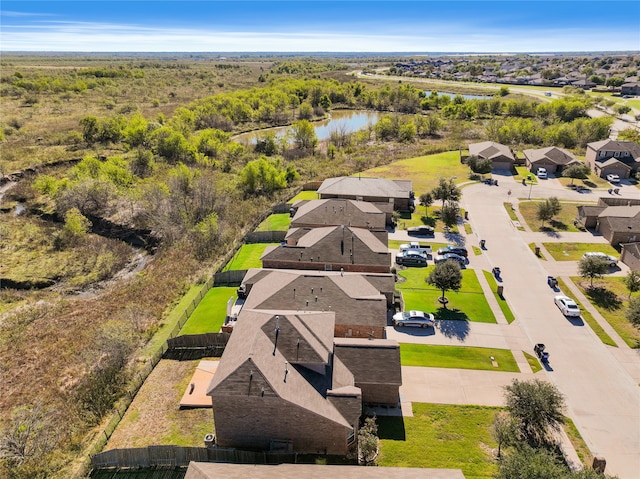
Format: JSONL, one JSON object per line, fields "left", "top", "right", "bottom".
{"left": 427, "top": 91, "right": 492, "bottom": 101}
{"left": 233, "top": 110, "right": 385, "bottom": 145}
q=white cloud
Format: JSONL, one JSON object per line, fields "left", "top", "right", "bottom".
{"left": 0, "top": 20, "right": 634, "bottom": 52}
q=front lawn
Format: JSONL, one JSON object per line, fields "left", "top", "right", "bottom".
{"left": 518, "top": 200, "right": 589, "bottom": 232}
{"left": 543, "top": 242, "right": 619, "bottom": 261}
{"left": 360, "top": 150, "right": 472, "bottom": 195}
{"left": 482, "top": 270, "right": 516, "bottom": 323}
{"left": 388, "top": 239, "right": 448, "bottom": 251}
{"left": 179, "top": 286, "right": 237, "bottom": 334}
{"left": 514, "top": 166, "right": 536, "bottom": 183}
{"left": 397, "top": 267, "right": 497, "bottom": 323}
{"left": 255, "top": 213, "right": 291, "bottom": 231}
{"left": 377, "top": 403, "right": 498, "bottom": 479}
{"left": 523, "top": 351, "right": 542, "bottom": 373}
{"left": 400, "top": 343, "right": 519, "bottom": 372}
{"left": 556, "top": 278, "right": 617, "bottom": 347}
{"left": 571, "top": 276, "right": 640, "bottom": 348}
{"left": 222, "top": 243, "right": 275, "bottom": 271}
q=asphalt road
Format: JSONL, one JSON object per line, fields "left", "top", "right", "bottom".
{"left": 457, "top": 175, "right": 640, "bottom": 477}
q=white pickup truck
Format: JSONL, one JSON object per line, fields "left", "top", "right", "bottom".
{"left": 399, "top": 242, "right": 432, "bottom": 255}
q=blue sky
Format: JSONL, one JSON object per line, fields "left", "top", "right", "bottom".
{"left": 2, "top": 1, "right": 639, "bottom": 52}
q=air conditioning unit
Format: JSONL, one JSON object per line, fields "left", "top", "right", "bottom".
{"left": 204, "top": 433, "right": 215, "bottom": 448}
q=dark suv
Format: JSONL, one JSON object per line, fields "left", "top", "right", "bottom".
{"left": 395, "top": 250, "right": 428, "bottom": 267}
{"left": 437, "top": 246, "right": 468, "bottom": 257}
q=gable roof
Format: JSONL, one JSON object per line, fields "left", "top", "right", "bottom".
{"left": 597, "top": 158, "right": 632, "bottom": 170}
{"left": 588, "top": 140, "right": 640, "bottom": 159}
{"left": 598, "top": 205, "right": 640, "bottom": 219}
{"left": 240, "top": 268, "right": 392, "bottom": 328}
{"left": 291, "top": 199, "right": 386, "bottom": 230}
{"left": 334, "top": 338, "right": 402, "bottom": 386}
{"left": 264, "top": 226, "right": 390, "bottom": 266}
{"left": 207, "top": 309, "right": 351, "bottom": 428}
{"left": 318, "top": 176, "right": 411, "bottom": 199}
{"left": 468, "top": 141, "right": 515, "bottom": 161}
{"left": 523, "top": 146, "right": 580, "bottom": 166}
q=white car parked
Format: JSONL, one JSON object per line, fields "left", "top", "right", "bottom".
{"left": 537, "top": 167, "right": 548, "bottom": 179}
{"left": 554, "top": 295, "right": 581, "bottom": 317}
{"left": 582, "top": 252, "right": 618, "bottom": 267}
{"left": 606, "top": 174, "right": 620, "bottom": 183}
{"left": 392, "top": 310, "right": 435, "bottom": 328}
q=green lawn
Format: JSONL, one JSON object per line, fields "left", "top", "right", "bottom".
{"left": 222, "top": 243, "right": 276, "bottom": 271}
{"left": 288, "top": 190, "right": 319, "bottom": 203}
{"left": 179, "top": 286, "right": 237, "bottom": 334}
{"left": 377, "top": 403, "right": 499, "bottom": 479}
{"left": 388, "top": 239, "right": 448, "bottom": 251}
{"left": 400, "top": 343, "right": 519, "bottom": 372}
{"left": 397, "top": 267, "right": 497, "bottom": 323}
{"left": 482, "top": 270, "right": 516, "bottom": 323}
{"left": 395, "top": 207, "right": 459, "bottom": 234}
{"left": 514, "top": 166, "right": 537, "bottom": 184}
{"left": 518, "top": 200, "right": 587, "bottom": 233}
{"left": 543, "top": 242, "right": 619, "bottom": 261}
{"left": 360, "top": 150, "right": 473, "bottom": 195}
{"left": 556, "top": 278, "right": 617, "bottom": 347}
{"left": 571, "top": 276, "right": 640, "bottom": 348}
{"left": 528, "top": 242, "right": 547, "bottom": 260}
{"left": 523, "top": 351, "right": 542, "bottom": 373}
{"left": 255, "top": 213, "right": 291, "bottom": 231}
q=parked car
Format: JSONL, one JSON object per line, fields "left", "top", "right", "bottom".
{"left": 554, "top": 295, "right": 581, "bottom": 317}
{"left": 582, "top": 252, "right": 618, "bottom": 267}
{"left": 407, "top": 225, "right": 435, "bottom": 236}
{"left": 436, "top": 245, "right": 468, "bottom": 257}
{"left": 537, "top": 167, "right": 548, "bottom": 179}
{"left": 395, "top": 250, "right": 428, "bottom": 267}
{"left": 606, "top": 174, "right": 620, "bottom": 183}
{"left": 544, "top": 91, "right": 552, "bottom": 97}
{"left": 434, "top": 252, "right": 466, "bottom": 266}
{"left": 392, "top": 310, "right": 435, "bottom": 328}
{"left": 400, "top": 241, "right": 432, "bottom": 255}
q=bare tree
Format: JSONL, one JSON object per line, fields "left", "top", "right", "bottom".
{"left": 0, "top": 402, "right": 58, "bottom": 466}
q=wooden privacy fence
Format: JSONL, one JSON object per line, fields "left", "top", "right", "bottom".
{"left": 272, "top": 202, "right": 292, "bottom": 214}
{"left": 163, "top": 333, "right": 230, "bottom": 360}
{"left": 92, "top": 446, "right": 303, "bottom": 469}
{"left": 212, "top": 269, "right": 247, "bottom": 286}
{"left": 244, "top": 230, "right": 287, "bottom": 244}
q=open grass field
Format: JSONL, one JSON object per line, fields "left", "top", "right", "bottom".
{"left": 179, "top": 286, "right": 237, "bottom": 335}
{"left": 400, "top": 343, "right": 519, "bottom": 372}
{"left": 360, "top": 150, "right": 473, "bottom": 195}
{"left": 377, "top": 403, "right": 498, "bottom": 479}
{"left": 571, "top": 276, "right": 640, "bottom": 348}
{"left": 396, "top": 267, "right": 497, "bottom": 323}
{"left": 222, "top": 243, "right": 276, "bottom": 271}
{"left": 482, "top": 270, "right": 516, "bottom": 323}
{"left": 543, "top": 242, "right": 619, "bottom": 261}
{"left": 105, "top": 359, "right": 213, "bottom": 449}
{"left": 517, "top": 200, "right": 590, "bottom": 233}
{"left": 288, "top": 190, "right": 319, "bottom": 203}
{"left": 255, "top": 213, "right": 291, "bottom": 231}
{"left": 556, "top": 278, "right": 617, "bottom": 347}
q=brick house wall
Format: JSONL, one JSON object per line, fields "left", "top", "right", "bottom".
{"left": 211, "top": 396, "right": 353, "bottom": 455}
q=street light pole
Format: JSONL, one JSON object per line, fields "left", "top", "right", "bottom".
{"left": 528, "top": 180, "right": 533, "bottom": 200}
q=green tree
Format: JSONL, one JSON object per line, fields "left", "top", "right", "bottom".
{"left": 431, "top": 177, "right": 461, "bottom": 208}
{"left": 605, "top": 76, "right": 625, "bottom": 88}
{"left": 467, "top": 155, "right": 493, "bottom": 178}
{"left": 419, "top": 192, "right": 433, "bottom": 216}
{"left": 626, "top": 296, "right": 640, "bottom": 328}
{"left": 562, "top": 163, "right": 590, "bottom": 185}
{"left": 578, "top": 255, "right": 610, "bottom": 287}
{"left": 291, "top": 119, "right": 318, "bottom": 150}
{"left": 536, "top": 197, "right": 561, "bottom": 227}
{"left": 441, "top": 201, "right": 460, "bottom": 228}
{"left": 624, "top": 270, "right": 640, "bottom": 299}
{"left": 497, "top": 445, "right": 569, "bottom": 479}
{"left": 426, "top": 260, "right": 462, "bottom": 308}
{"left": 358, "top": 416, "right": 378, "bottom": 466}
{"left": 492, "top": 411, "right": 516, "bottom": 459}
{"left": 615, "top": 105, "right": 631, "bottom": 115}
{"left": 79, "top": 116, "right": 99, "bottom": 144}
{"left": 503, "top": 378, "right": 565, "bottom": 447}
{"left": 498, "top": 86, "right": 510, "bottom": 97}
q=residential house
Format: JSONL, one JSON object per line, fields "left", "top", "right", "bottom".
{"left": 238, "top": 268, "right": 394, "bottom": 338}
{"left": 585, "top": 140, "right": 640, "bottom": 179}
{"left": 468, "top": 141, "right": 515, "bottom": 170}
{"left": 523, "top": 146, "right": 581, "bottom": 174}
{"left": 185, "top": 463, "right": 465, "bottom": 479}
{"left": 577, "top": 203, "right": 640, "bottom": 245}
{"left": 317, "top": 176, "right": 414, "bottom": 223}
{"left": 207, "top": 309, "right": 401, "bottom": 455}
{"left": 571, "top": 78, "right": 597, "bottom": 89}
{"left": 262, "top": 225, "right": 390, "bottom": 273}
{"left": 620, "top": 242, "right": 640, "bottom": 271}
{"left": 621, "top": 82, "right": 640, "bottom": 96}
{"left": 290, "top": 199, "right": 386, "bottom": 231}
